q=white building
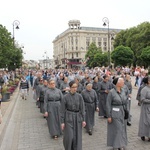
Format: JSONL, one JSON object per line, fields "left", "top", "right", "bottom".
{"left": 39, "top": 59, "right": 54, "bottom": 69}
{"left": 53, "top": 20, "right": 121, "bottom": 69}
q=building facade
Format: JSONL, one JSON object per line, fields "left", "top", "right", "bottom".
{"left": 53, "top": 20, "right": 121, "bottom": 69}
{"left": 39, "top": 59, "right": 54, "bottom": 69}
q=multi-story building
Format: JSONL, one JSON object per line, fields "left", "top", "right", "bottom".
{"left": 39, "top": 59, "right": 54, "bottom": 69}
{"left": 53, "top": 20, "right": 121, "bottom": 69}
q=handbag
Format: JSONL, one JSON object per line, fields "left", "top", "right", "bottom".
{"left": 123, "top": 108, "right": 129, "bottom": 119}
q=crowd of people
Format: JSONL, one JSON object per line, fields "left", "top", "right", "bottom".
{"left": 0, "top": 66, "right": 150, "bottom": 150}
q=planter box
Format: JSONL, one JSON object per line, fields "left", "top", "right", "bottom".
{"left": 2, "top": 93, "right": 10, "bottom": 102}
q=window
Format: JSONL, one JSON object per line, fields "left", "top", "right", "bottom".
{"left": 103, "top": 38, "right": 107, "bottom": 41}
{"left": 98, "top": 42, "right": 101, "bottom": 47}
{"left": 72, "top": 47, "right": 74, "bottom": 50}
{"left": 92, "top": 37, "right": 96, "bottom": 43}
{"left": 76, "top": 46, "right": 78, "bottom": 50}
{"left": 76, "top": 53, "right": 78, "bottom": 57}
{"left": 76, "top": 38, "right": 78, "bottom": 44}
{"left": 103, "top": 42, "right": 107, "bottom": 47}
{"left": 104, "top": 47, "right": 107, "bottom": 51}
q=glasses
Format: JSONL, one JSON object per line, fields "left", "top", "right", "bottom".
{"left": 71, "top": 86, "right": 77, "bottom": 88}
{"left": 50, "top": 82, "right": 55, "bottom": 85}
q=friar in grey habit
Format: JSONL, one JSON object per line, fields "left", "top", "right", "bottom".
{"left": 44, "top": 79, "right": 63, "bottom": 139}
{"left": 98, "top": 75, "right": 113, "bottom": 118}
{"left": 37, "top": 79, "right": 48, "bottom": 114}
{"left": 81, "top": 83, "right": 99, "bottom": 135}
{"left": 60, "top": 77, "right": 70, "bottom": 95}
{"left": 138, "top": 76, "right": 150, "bottom": 142}
{"left": 106, "top": 77, "right": 128, "bottom": 150}
{"left": 61, "top": 81, "right": 86, "bottom": 150}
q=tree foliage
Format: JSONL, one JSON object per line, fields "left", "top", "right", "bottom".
{"left": 140, "top": 46, "right": 150, "bottom": 68}
{"left": 111, "top": 45, "right": 134, "bottom": 67}
{"left": 0, "top": 24, "right": 23, "bottom": 70}
{"left": 85, "top": 42, "right": 108, "bottom": 68}
{"left": 114, "top": 22, "right": 150, "bottom": 67}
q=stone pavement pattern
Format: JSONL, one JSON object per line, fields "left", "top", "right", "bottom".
{"left": 0, "top": 84, "right": 150, "bottom": 150}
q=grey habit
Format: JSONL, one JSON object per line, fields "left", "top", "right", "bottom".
{"left": 77, "top": 83, "right": 84, "bottom": 94}
{"left": 61, "top": 92, "right": 85, "bottom": 150}
{"left": 60, "top": 82, "right": 70, "bottom": 95}
{"left": 124, "top": 80, "right": 132, "bottom": 122}
{"left": 138, "top": 85, "right": 150, "bottom": 138}
{"left": 106, "top": 88, "right": 128, "bottom": 149}
{"left": 44, "top": 87, "right": 63, "bottom": 137}
{"left": 36, "top": 84, "right": 43, "bottom": 108}
{"left": 81, "top": 89, "right": 98, "bottom": 132}
{"left": 37, "top": 85, "right": 48, "bottom": 113}
{"left": 98, "top": 80, "right": 112, "bottom": 117}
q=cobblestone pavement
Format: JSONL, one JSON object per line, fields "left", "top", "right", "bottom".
{"left": 0, "top": 83, "right": 150, "bottom": 150}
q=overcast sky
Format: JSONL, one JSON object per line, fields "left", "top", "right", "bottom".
{"left": 0, "top": 0, "right": 150, "bottom": 61}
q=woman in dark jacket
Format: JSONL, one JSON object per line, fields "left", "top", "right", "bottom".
{"left": 61, "top": 81, "right": 86, "bottom": 150}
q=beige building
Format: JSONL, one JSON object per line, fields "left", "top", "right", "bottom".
{"left": 53, "top": 20, "right": 121, "bottom": 69}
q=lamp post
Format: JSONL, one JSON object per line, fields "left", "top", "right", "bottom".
{"left": 12, "top": 20, "right": 20, "bottom": 46}
{"left": 102, "top": 17, "right": 110, "bottom": 67}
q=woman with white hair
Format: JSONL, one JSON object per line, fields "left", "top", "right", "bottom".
{"left": 81, "top": 82, "right": 99, "bottom": 135}
{"left": 106, "top": 77, "right": 128, "bottom": 150}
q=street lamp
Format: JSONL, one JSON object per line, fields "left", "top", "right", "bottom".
{"left": 12, "top": 20, "right": 20, "bottom": 46}
{"left": 102, "top": 17, "right": 111, "bottom": 67}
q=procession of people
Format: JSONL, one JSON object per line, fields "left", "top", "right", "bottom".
{"left": 0, "top": 66, "right": 149, "bottom": 150}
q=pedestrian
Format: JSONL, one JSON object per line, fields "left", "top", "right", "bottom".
{"left": 98, "top": 75, "right": 112, "bottom": 118}
{"left": 136, "top": 77, "right": 148, "bottom": 106}
{"left": 124, "top": 74, "right": 132, "bottom": 126}
{"left": 44, "top": 79, "right": 63, "bottom": 139}
{"left": 37, "top": 79, "right": 48, "bottom": 115}
{"left": 61, "top": 81, "right": 86, "bottom": 150}
{"left": 20, "top": 76, "right": 29, "bottom": 100}
{"left": 60, "top": 77, "right": 70, "bottom": 95}
{"left": 36, "top": 78, "right": 44, "bottom": 108}
{"left": 0, "top": 93, "right": 2, "bottom": 124}
{"left": 106, "top": 77, "right": 128, "bottom": 150}
{"left": 81, "top": 83, "right": 99, "bottom": 135}
{"left": 74, "top": 77, "right": 83, "bottom": 94}
{"left": 138, "top": 76, "right": 150, "bottom": 142}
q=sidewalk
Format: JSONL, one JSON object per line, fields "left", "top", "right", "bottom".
{"left": 0, "top": 88, "right": 20, "bottom": 145}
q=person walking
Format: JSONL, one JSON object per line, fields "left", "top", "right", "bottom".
{"left": 98, "top": 75, "right": 112, "bottom": 118}
{"left": 44, "top": 79, "right": 63, "bottom": 139}
{"left": 0, "top": 93, "right": 2, "bottom": 124}
{"left": 106, "top": 77, "right": 128, "bottom": 150}
{"left": 20, "top": 76, "right": 29, "bottom": 100}
{"left": 60, "top": 77, "right": 70, "bottom": 95}
{"left": 81, "top": 83, "right": 99, "bottom": 135}
{"left": 37, "top": 79, "right": 48, "bottom": 115}
{"left": 61, "top": 81, "right": 86, "bottom": 150}
{"left": 138, "top": 76, "right": 150, "bottom": 142}
{"left": 124, "top": 74, "right": 132, "bottom": 126}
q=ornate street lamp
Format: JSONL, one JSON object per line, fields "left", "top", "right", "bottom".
{"left": 102, "top": 17, "right": 111, "bottom": 67}
{"left": 12, "top": 20, "right": 20, "bottom": 46}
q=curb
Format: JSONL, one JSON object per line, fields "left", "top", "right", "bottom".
{"left": 0, "top": 87, "right": 20, "bottom": 145}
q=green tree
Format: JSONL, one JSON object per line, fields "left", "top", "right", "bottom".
{"left": 140, "top": 46, "right": 150, "bottom": 68}
{"left": 85, "top": 43, "right": 108, "bottom": 68}
{"left": 114, "top": 22, "right": 150, "bottom": 67}
{"left": 0, "top": 24, "right": 23, "bottom": 70}
{"left": 111, "top": 45, "right": 134, "bottom": 67}
{"left": 93, "top": 52, "right": 108, "bottom": 67}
